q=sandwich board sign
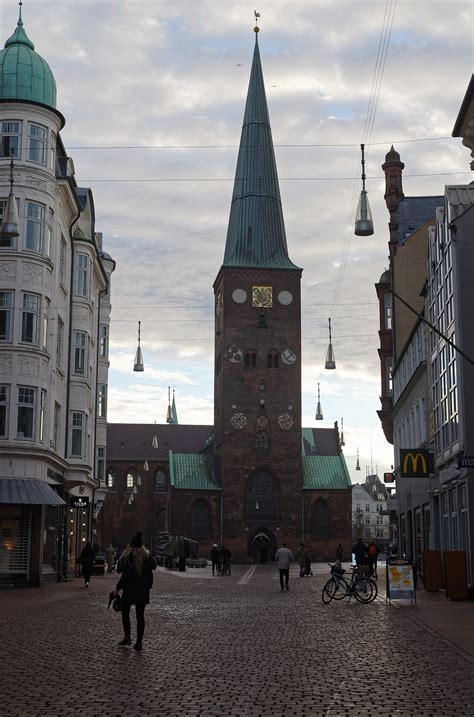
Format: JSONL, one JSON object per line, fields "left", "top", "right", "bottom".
{"left": 386, "top": 558, "right": 416, "bottom": 606}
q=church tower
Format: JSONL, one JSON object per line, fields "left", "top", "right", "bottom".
{"left": 213, "top": 27, "right": 303, "bottom": 561}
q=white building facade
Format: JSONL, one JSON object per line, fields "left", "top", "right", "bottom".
{"left": 351, "top": 475, "right": 392, "bottom": 551}
{"left": 0, "top": 14, "right": 114, "bottom": 585}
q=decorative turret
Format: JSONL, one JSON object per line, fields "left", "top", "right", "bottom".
{"left": 0, "top": 5, "right": 57, "bottom": 109}
{"left": 382, "top": 146, "right": 404, "bottom": 255}
{"left": 222, "top": 28, "right": 298, "bottom": 270}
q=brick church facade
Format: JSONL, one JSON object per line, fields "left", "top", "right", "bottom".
{"left": 98, "top": 30, "right": 352, "bottom": 562}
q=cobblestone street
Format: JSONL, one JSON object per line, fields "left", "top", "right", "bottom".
{"left": 1, "top": 564, "right": 474, "bottom": 717}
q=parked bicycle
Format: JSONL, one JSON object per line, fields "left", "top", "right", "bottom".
{"left": 321, "top": 561, "right": 378, "bottom": 604}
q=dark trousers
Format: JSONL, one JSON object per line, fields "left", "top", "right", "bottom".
{"left": 82, "top": 569, "right": 92, "bottom": 584}
{"left": 211, "top": 560, "right": 219, "bottom": 575}
{"left": 122, "top": 603, "right": 146, "bottom": 643}
{"left": 279, "top": 569, "right": 289, "bottom": 589}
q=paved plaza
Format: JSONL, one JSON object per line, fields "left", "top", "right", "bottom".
{"left": 1, "top": 563, "right": 474, "bottom": 717}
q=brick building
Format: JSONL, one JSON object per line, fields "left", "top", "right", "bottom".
{"left": 100, "top": 29, "right": 351, "bottom": 562}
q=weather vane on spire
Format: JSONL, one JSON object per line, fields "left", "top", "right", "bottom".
{"left": 18, "top": 0, "right": 23, "bottom": 25}
{"left": 254, "top": 10, "right": 260, "bottom": 33}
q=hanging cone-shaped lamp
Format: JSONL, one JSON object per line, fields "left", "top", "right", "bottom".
{"left": 1, "top": 151, "right": 19, "bottom": 238}
{"left": 325, "top": 318, "right": 336, "bottom": 369}
{"left": 315, "top": 382, "right": 323, "bottom": 420}
{"left": 152, "top": 421, "right": 159, "bottom": 449}
{"left": 143, "top": 459, "right": 149, "bottom": 472}
{"left": 133, "top": 484, "right": 138, "bottom": 495}
{"left": 356, "top": 448, "right": 361, "bottom": 471}
{"left": 340, "top": 417, "right": 345, "bottom": 446}
{"left": 133, "top": 321, "right": 144, "bottom": 372}
{"left": 128, "top": 494, "right": 133, "bottom": 505}
{"left": 137, "top": 475, "right": 142, "bottom": 486}
{"left": 355, "top": 143, "right": 374, "bottom": 236}
{"left": 166, "top": 386, "right": 172, "bottom": 423}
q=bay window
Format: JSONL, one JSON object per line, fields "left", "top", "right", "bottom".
{"left": 17, "top": 386, "right": 36, "bottom": 439}
{"left": 73, "top": 331, "right": 87, "bottom": 375}
{"left": 0, "top": 384, "right": 9, "bottom": 437}
{"left": 25, "top": 201, "right": 45, "bottom": 252}
{"left": 0, "top": 291, "right": 13, "bottom": 341}
{"left": 99, "top": 325, "right": 108, "bottom": 359}
{"left": 21, "top": 293, "right": 40, "bottom": 344}
{"left": 28, "top": 122, "right": 47, "bottom": 164}
{"left": 75, "top": 253, "right": 89, "bottom": 297}
{"left": 1, "top": 121, "right": 21, "bottom": 158}
{"left": 71, "top": 411, "right": 84, "bottom": 456}
{"left": 98, "top": 384, "right": 107, "bottom": 418}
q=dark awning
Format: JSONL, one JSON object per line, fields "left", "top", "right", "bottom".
{"left": 0, "top": 479, "right": 65, "bottom": 506}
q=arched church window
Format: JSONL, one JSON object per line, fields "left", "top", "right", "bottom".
{"left": 255, "top": 432, "right": 271, "bottom": 451}
{"left": 311, "top": 498, "right": 330, "bottom": 539}
{"left": 245, "top": 350, "right": 257, "bottom": 369}
{"left": 191, "top": 500, "right": 210, "bottom": 539}
{"left": 154, "top": 469, "right": 166, "bottom": 492}
{"left": 267, "top": 352, "right": 279, "bottom": 369}
{"left": 126, "top": 472, "right": 134, "bottom": 490}
{"left": 106, "top": 470, "right": 115, "bottom": 489}
{"left": 245, "top": 471, "right": 278, "bottom": 522}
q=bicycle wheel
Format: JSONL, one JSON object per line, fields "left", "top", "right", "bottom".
{"left": 322, "top": 578, "right": 338, "bottom": 604}
{"left": 353, "top": 576, "right": 374, "bottom": 603}
{"left": 331, "top": 576, "right": 347, "bottom": 600}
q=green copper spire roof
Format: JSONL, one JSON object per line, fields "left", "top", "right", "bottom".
{"left": 171, "top": 390, "right": 178, "bottom": 425}
{"left": 223, "top": 33, "right": 299, "bottom": 270}
{"left": 0, "top": 13, "right": 57, "bottom": 109}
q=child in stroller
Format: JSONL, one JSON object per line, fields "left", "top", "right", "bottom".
{"left": 305, "top": 556, "right": 313, "bottom": 577}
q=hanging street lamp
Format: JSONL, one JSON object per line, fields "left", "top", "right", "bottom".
{"left": 152, "top": 421, "right": 159, "bottom": 449}
{"left": 354, "top": 143, "right": 374, "bottom": 236}
{"left": 143, "top": 459, "right": 149, "bottom": 472}
{"left": 133, "top": 321, "right": 144, "bottom": 371}
{"left": 1, "top": 150, "right": 20, "bottom": 238}
{"left": 315, "top": 382, "right": 323, "bottom": 420}
{"left": 325, "top": 318, "right": 336, "bottom": 369}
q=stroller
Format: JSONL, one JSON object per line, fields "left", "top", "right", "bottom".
{"left": 304, "top": 556, "right": 313, "bottom": 577}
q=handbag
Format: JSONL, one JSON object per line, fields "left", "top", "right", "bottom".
{"left": 112, "top": 594, "right": 123, "bottom": 612}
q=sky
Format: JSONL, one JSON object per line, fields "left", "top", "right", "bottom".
{"left": 2, "top": 0, "right": 473, "bottom": 483}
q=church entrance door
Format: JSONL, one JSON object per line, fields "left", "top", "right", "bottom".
{"left": 250, "top": 530, "right": 276, "bottom": 563}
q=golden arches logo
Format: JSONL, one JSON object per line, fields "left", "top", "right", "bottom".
{"left": 402, "top": 452, "right": 427, "bottom": 475}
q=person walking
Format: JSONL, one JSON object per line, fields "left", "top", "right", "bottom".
{"left": 106, "top": 543, "right": 116, "bottom": 573}
{"left": 222, "top": 546, "right": 232, "bottom": 575}
{"left": 336, "top": 544, "right": 344, "bottom": 562}
{"left": 352, "top": 537, "right": 368, "bottom": 568}
{"left": 275, "top": 542, "right": 294, "bottom": 591}
{"left": 210, "top": 544, "right": 220, "bottom": 575}
{"left": 78, "top": 541, "right": 95, "bottom": 587}
{"left": 296, "top": 543, "right": 308, "bottom": 578}
{"left": 367, "top": 541, "right": 380, "bottom": 578}
{"left": 115, "top": 532, "right": 156, "bottom": 651}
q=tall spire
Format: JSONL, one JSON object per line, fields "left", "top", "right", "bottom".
{"left": 171, "top": 389, "right": 178, "bottom": 425}
{"left": 222, "top": 28, "right": 298, "bottom": 270}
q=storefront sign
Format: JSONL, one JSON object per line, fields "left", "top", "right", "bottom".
{"left": 69, "top": 496, "right": 89, "bottom": 509}
{"left": 386, "top": 558, "right": 416, "bottom": 604}
{"left": 399, "top": 450, "right": 433, "bottom": 478}
{"left": 458, "top": 455, "right": 474, "bottom": 469}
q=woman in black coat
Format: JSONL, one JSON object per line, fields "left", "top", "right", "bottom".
{"left": 79, "top": 542, "right": 95, "bottom": 587}
{"left": 116, "top": 532, "right": 156, "bottom": 651}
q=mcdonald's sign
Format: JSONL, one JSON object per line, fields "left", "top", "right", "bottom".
{"left": 399, "top": 450, "right": 433, "bottom": 478}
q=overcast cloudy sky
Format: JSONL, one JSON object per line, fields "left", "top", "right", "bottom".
{"left": 2, "top": 0, "right": 472, "bottom": 482}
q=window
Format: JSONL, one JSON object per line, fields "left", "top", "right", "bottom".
{"left": 0, "top": 291, "right": 13, "bottom": 341}
{"left": 311, "top": 499, "right": 330, "bottom": 539}
{"left": 0, "top": 197, "right": 19, "bottom": 248}
{"left": 56, "top": 317, "right": 64, "bottom": 367}
{"left": 71, "top": 411, "right": 84, "bottom": 456}
{"left": 42, "top": 298, "right": 49, "bottom": 351}
{"left": 365, "top": 504, "right": 370, "bottom": 512}
{"left": 154, "top": 470, "right": 166, "bottom": 491}
{"left": 21, "top": 293, "right": 40, "bottom": 344}
{"left": 365, "top": 516, "right": 370, "bottom": 525}
{"left": 39, "top": 388, "right": 46, "bottom": 442}
{"left": 1, "top": 121, "right": 21, "bottom": 158}
{"left": 244, "top": 351, "right": 257, "bottom": 369}
{"left": 191, "top": 500, "right": 210, "bottom": 540}
{"left": 28, "top": 123, "right": 47, "bottom": 164}
{"left": 267, "top": 352, "right": 279, "bottom": 369}
{"left": 49, "top": 131, "right": 56, "bottom": 169}
{"left": 99, "top": 325, "right": 109, "bottom": 359}
{"left": 245, "top": 471, "right": 278, "bottom": 522}
{"left": 0, "top": 384, "right": 9, "bottom": 437}
{"left": 17, "top": 386, "right": 36, "bottom": 439}
{"left": 73, "top": 331, "right": 87, "bottom": 375}
{"left": 255, "top": 432, "right": 271, "bottom": 450}
{"left": 75, "top": 253, "right": 89, "bottom": 297}
{"left": 96, "top": 446, "right": 105, "bottom": 484}
{"left": 25, "top": 201, "right": 44, "bottom": 252}
{"left": 59, "top": 236, "right": 67, "bottom": 285}
{"left": 45, "top": 207, "right": 53, "bottom": 257}
{"left": 98, "top": 384, "right": 107, "bottom": 419}
{"left": 106, "top": 471, "right": 116, "bottom": 489}
{"left": 52, "top": 402, "right": 60, "bottom": 449}
{"left": 126, "top": 473, "right": 134, "bottom": 490}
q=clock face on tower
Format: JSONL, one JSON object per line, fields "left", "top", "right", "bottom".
{"left": 252, "top": 286, "right": 273, "bottom": 308}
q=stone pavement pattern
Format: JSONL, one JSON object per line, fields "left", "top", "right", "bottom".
{"left": 1, "top": 564, "right": 473, "bottom": 717}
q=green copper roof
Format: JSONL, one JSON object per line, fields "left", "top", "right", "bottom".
{"left": 169, "top": 451, "right": 221, "bottom": 491}
{"left": 223, "top": 35, "right": 299, "bottom": 270}
{"left": 302, "top": 455, "right": 351, "bottom": 490}
{"left": 0, "top": 19, "right": 57, "bottom": 109}
{"left": 171, "top": 394, "right": 178, "bottom": 424}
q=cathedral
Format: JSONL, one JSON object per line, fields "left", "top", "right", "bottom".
{"left": 100, "top": 28, "right": 352, "bottom": 562}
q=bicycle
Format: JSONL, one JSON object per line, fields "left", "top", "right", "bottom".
{"left": 321, "top": 562, "right": 378, "bottom": 604}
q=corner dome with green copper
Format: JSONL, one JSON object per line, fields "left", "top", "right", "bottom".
{"left": 0, "top": 18, "right": 57, "bottom": 109}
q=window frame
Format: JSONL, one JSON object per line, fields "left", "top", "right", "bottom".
{"left": 17, "top": 385, "right": 36, "bottom": 439}
{"left": 0, "top": 290, "right": 14, "bottom": 341}
{"left": 25, "top": 200, "right": 45, "bottom": 253}
{"left": 75, "top": 252, "right": 89, "bottom": 298}
{"left": 21, "top": 292, "right": 40, "bottom": 345}
{"left": 70, "top": 411, "right": 84, "bottom": 457}
{"left": 73, "top": 330, "right": 87, "bottom": 375}
{"left": 1, "top": 120, "right": 21, "bottom": 159}
{"left": 0, "top": 384, "right": 9, "bottom": 438}
{"left": 97, "top": 384, "right": 107, "bottom": 419}
{"left": 27, "top": 122, "right": 47, "bottom": 165}
{"left": 99, "top": 325, "right": 109, "bottom": 359}
{"left": 0, "top": 197, "right": 19, "bottom": 249}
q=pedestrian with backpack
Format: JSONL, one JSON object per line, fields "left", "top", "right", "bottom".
{"left": 367, "top": 541, "right": 380, "bottom": 578}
